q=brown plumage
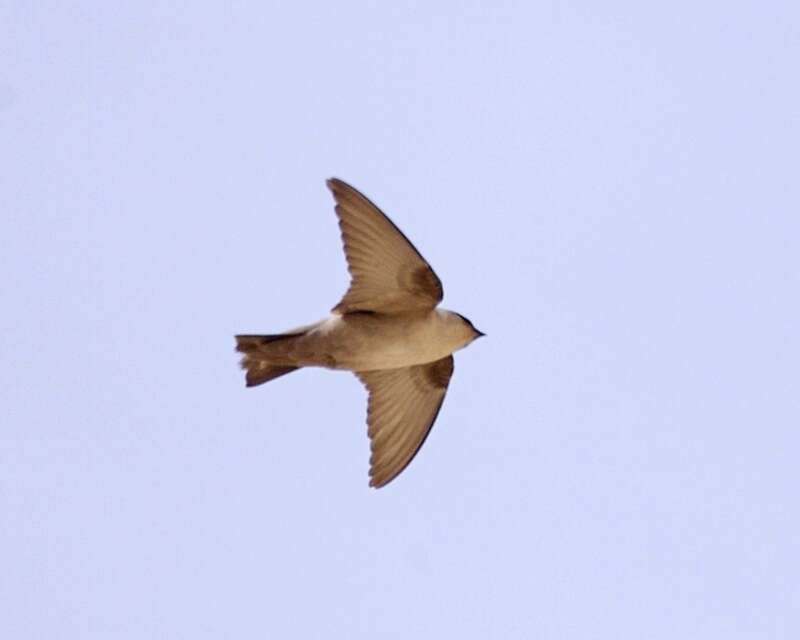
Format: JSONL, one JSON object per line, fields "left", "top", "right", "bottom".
{"left": 235, "top": 179, "right": 483, "bottom": 488}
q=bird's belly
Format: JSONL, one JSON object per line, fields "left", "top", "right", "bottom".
{"left": 344, "top": 337, "right": 448, "bottom": 370}
{"left": 311, "top": 314, "right": 456, "bottom": 371}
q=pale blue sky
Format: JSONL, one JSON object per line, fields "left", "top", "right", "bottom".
{"left": 3, "top": 2, "right": 799, "bottom": 638}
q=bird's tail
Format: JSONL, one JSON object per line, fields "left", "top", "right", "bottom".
{"left": 235, "top": 333, "right": 303, "bottom": 387}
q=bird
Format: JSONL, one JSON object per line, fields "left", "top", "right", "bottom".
{"left": 235, "top": 178, "right": 483, "bottom": 488}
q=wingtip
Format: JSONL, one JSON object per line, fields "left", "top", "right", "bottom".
{"left": 368, "top": 470, "right": 388, "bottom": 489}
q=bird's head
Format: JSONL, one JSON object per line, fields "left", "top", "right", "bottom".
{"left": 442, "top": 310, "right": 485, "bottom": 347}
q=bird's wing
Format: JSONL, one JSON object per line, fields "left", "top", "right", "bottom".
{"left": 327, "top": 178, "right": 443, "bottom": 314}
{"left": 355, "top": 355, "right": 454, "bottom": 488}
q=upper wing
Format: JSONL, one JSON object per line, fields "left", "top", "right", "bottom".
{"left": 356, "top": 355, "right": 454, "bottom": 488}
{"left": 327, "top": 178, "right": 443, "bottom": 314}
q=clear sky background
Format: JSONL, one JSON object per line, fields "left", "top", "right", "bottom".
{"left": 3, "top": 2, "right": 799, "bottom": 638}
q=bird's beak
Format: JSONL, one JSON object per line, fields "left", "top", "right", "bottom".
{"left": 474, "top": 329, "right": 486, "bottom": 339}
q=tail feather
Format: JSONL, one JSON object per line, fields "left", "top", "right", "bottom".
{"left": 235, "top": 333, "right": 304, "bottom": 388}
{"left": 244, "top": 363, "right": 298, "bottom": 387}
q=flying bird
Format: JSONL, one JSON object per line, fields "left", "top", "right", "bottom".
{"left": 236, "top": 178, "right": 483, "bottom": 488}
